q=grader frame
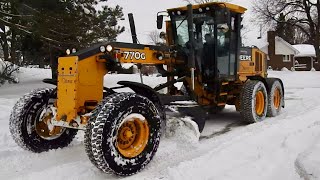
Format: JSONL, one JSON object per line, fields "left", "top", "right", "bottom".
{"left": 9, "top": 2, "right": 284, "bottom": 176}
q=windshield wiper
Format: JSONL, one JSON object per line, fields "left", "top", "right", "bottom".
{"left": 176, "top": 15, "right": 188, "bottom": 29}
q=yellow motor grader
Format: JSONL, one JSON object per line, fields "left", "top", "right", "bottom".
{"left": 9, "top": 2, "right": 284, "bottom": 176}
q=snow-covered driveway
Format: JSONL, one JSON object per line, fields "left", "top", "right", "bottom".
{"left": 0, "top": 69, "right": 320, "bottom": 180}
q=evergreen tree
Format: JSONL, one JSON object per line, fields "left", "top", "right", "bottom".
{"left": 0, "top": 0, "right": 124, "bottom": 77}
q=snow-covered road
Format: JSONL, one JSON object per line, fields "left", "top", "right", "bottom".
{"left": 1, "top": 69, "right": 320, "bottom": 180}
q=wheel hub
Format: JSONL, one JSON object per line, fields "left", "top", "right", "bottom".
{"left": 117, "top": 116, "right": 149, "bottom": 158}
{"left": 255, "top": 90, "right": 265, "bottom": 116}
{"left": 118, "top": 122, "right": 137, "bottom": 149}
{"left": 35, "top": 121, "right": 51, "bottom": 137}
{"left": 274, "top": 88, "right": 281, "bottom": 109}
{"left": 35, "top": 106, "right": 64, "bottom": 140}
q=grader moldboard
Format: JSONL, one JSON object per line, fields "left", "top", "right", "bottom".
{"left": 9, "top": 2, "right": 284, "bottom": 176}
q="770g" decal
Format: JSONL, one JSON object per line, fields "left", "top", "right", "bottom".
{"left": 123, "top": 51, "right": 146, "bottom": 60}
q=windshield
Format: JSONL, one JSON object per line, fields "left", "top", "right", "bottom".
{"left": 175, "top": 19, "right": 189, "bottom": 47}
{"left": 170, "top": 8, "right": 240, "bottom": 82}
{"left": 174, "top": 15, "right": 215, "bottom": 47}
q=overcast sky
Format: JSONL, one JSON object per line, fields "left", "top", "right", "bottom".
{"left": 104, "top": 0, "right": 266, "bottom": 47}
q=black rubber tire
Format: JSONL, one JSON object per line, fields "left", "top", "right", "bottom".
{"left": 9, "top": 88, "right": 78, "bottom": 153}
{"left": 84, "top": 93, "right": 162, "bottom": 176}
{"left": 266, "top": 79, "right": 284, "bottom": 117}
{"left": 240, "top": 80, "right": 268, "bottom": 123}
{"left": 154, "top": 102, "right": 166, "bottom": 137}
{"left": 103, "top": 87, "right": 115, "bottom": 98}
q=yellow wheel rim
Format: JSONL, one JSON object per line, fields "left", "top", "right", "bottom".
{"left": 117, "top": 117, "right": 149, "bottom": 158}
{"left": 255, "top": 90, "right": 265, "bottom": 116}
{"left": 35, "top": 111, "right": 63, "bottom": 139}
{"left": 274, "top": 88, "right": 281, "bottom": 109}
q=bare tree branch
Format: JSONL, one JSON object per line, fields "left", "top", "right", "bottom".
{"left": 0, "top": 16, "right": 68, "bottom": 45}
{"left": 0, "top": 10, "right": 33, "bottom": 17}
{"left": 148, "top": 30, "right": 161, "bottom": 45}
{"left": 252, "top": 0, "right": 320, "bottom": 61}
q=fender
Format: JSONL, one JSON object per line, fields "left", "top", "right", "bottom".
{"left": 117, "top": 81, "right": 164, "bottom": 110}
{"left": 246, "top": 76, "right": 268, "bottom": 90}
{"left": 117, "top": 81, "right": 166, "bottom": 129}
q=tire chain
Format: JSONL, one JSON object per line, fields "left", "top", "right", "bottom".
{"left": 85, "top": 92, "right": 161, "bottom": 176}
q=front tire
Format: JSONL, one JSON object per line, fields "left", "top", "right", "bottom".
{"left": 240, "top": 80, "right": 268, "bottom": 123}
{"left": 84, "top": 93, "right": 162, "bottom": 176}
{"left": 9, "top": 88, "right": 78, "bottom": 153}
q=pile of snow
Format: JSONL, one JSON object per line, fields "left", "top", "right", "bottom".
{"left": 311, "top": 67, "right": 316, "bottom": 72}
{"left": 165, "top": 116, "right": 200, "bottom": 143}
{"left": 281, "top": 67, "right": 289, "bottom": 71}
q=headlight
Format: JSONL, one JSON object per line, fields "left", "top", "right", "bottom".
{"left": 66, "top": 49, "right": 71, "bottom": 55}
{"left": 72, "top": 48, "right": 77, "bottom": 53}
{"left": 100, "top": 46, "right": 106, "bottom": 53}
{"left": 106, "top": 45, "right": 113, "bottom": 52}
{"left": 156, "top": 53, "right": 164, "bottom": 60}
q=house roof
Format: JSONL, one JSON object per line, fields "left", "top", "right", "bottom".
{"left": 275, "top": 36, "right": 299, "bottom": 54}
{"left": 260, "top": 44, "right": 268, "bottom": 54}
{"left": 258, "top": 36, "right": 299, "bottom": 55}
{"left": 292, "top": 44, "right": 316, "bottom": 57}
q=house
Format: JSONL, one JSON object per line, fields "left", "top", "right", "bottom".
{"left": 260, "top": 31, "right": 299, "bottom": 71}
{"left": 292, "top": 44, "right": 319, "bottom": 71}
{"left": 260, "top": 31, "right": 320, "bottom": 71}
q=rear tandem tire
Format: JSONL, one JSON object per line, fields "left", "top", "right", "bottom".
{"left": 240, "top": 80, "right": 268, "bottom": 123}
{"left": 266, "top": 79, "right": 284, "bottom": 117}
{"left": 84, "top": 93, "right": 162, "bottom": 176}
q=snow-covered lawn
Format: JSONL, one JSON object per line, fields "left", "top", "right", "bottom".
{"left": 0, "top": 68, "right": 320, "bottom": 180}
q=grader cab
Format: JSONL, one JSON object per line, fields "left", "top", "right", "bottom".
{"left": 9, "top": 2, "right": 284, "bottom": 176}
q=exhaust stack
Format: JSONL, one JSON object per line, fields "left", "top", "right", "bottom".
{"left": 128, "top": 13, "right": 138, "bottom": 44}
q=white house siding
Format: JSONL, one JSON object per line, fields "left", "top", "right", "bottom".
{"left": 275, "top": 39, "right": 296, "bottom": 55}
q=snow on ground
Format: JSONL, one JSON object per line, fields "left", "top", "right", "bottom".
{"left": 0, "top": 68, "right": 320, "bottom": 180}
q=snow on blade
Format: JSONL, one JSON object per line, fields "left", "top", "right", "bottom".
{"left": 165, "top": 116, "right": 200, "bottom": 143}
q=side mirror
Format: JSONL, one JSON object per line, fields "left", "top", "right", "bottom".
{"left": 157, "top": 15, "right": 164, "bottom": 29}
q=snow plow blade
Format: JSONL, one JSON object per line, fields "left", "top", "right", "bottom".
{"left": 166, "top": 103, "right": 207, "bottom": 133}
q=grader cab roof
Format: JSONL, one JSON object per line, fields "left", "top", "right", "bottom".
{"left": 167, "top": 2, "right": 247, "bottom": 14}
